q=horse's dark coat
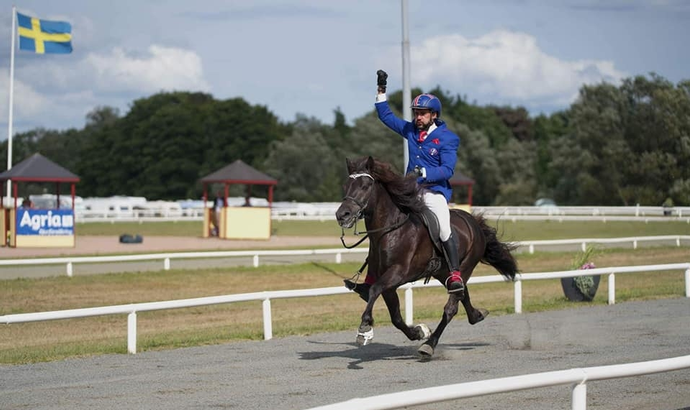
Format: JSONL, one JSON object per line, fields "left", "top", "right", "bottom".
{"left": 336, "top": 157, "right": 519, "bottom": 357}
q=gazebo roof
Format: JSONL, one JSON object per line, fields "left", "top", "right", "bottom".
{"left": 0, "top": 153, "right": 79, "bottom": 183}
{"left": 200, "top": 159, "right": 277, "bottom": 185}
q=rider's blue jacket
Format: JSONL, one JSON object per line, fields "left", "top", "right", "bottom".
{"left": 375, "top": 99, "right": 460, "bottom": 202}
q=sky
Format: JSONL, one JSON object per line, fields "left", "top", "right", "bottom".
{"left": 0, "top": 0, "right": 689, "bottom": 137}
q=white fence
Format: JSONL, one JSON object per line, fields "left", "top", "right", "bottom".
{"left": 306, "top": 354, "right": 690, "bottom": 410}
{"left": 1, "top": 262, "right": 688, "bottom": 355}
{"left": 0, "top": 235, "right": 687, "bottom": 277}
{"left": 70, "top": 205, "right": 690, "bottom": 223}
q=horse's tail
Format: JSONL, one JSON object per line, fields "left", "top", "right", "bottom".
{"left": 475, "top": 214, "right": 519, "bottom": 280}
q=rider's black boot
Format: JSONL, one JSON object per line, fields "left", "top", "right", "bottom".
{"left": 344, "top": 280, "right": 370, "bottom": 302}
{"left": 441, "top": 233, "right": 465, "bottom": 295}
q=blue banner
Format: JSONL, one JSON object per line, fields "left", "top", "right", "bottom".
{"left": 16, "top": 209, "right": 75, "bottom": 236}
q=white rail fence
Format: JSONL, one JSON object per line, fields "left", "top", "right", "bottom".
{"left": 1, "top": 263, "right": 688, "bottom": 355}
{"left": 306, "top": 354, "right": 690, "bottom": 410}
{"left": 0, "top": 235, "right": 688, "bottom": 277}
{"left": 71, "top": 205, "right": 690, "bottom": 223}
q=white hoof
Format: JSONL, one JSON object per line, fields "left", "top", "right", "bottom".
{"left": 356, "top": 328, "right": 374, "bottom": 346}
{"left": 415, "top": 323, "right": 431, "bottom": 340}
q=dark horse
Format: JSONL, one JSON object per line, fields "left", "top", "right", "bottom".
{"left": 335, "top": 157, "right": 518, "bottom": 359}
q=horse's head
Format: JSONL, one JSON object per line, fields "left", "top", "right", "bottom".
{"left": 336, "top": 157, "right": 376, "bottom": 228}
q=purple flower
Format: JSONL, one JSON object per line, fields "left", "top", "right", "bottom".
{"left": 580, "top": 262, "right": 596, "bottom": 270}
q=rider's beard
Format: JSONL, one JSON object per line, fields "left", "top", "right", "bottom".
{"left": 416, "top": 119, "right": 432, "bottom": 131}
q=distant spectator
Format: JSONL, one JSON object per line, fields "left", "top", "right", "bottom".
{"left": 211, "top": 191, "right": 224, "bottom": 236}
{"left": 20, "top": 198, "right": 33, "bottom": 209}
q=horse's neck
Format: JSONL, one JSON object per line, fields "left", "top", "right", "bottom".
{"left": 366, "top": 183, "right": 404, "bottom": 229}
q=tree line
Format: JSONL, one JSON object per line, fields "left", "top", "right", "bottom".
{"left": 2, "top": 73, "right": 688, "bottom": 206}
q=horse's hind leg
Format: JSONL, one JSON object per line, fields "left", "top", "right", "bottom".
{"left": 461, "top": 286, "right": 489, "bottom": 325}
{"left": 457, "top": 263, "right": 489, "bottom": 325}
{"left": 418, "top": 293, "right": 462, "bottom": 359}
{"left": 382, "top": 290, "right": 431, "bottom": 342}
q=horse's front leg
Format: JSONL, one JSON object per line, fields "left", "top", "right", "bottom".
{"left": 381, "top": 289, "right": 431, "bottom": 342}
{"left": 356, "top": 265, "right": 412, "bottom": 346}
{"left": 356, "top": 281, "right": 383, "bottom": 346}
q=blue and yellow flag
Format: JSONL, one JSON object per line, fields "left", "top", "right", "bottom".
{"left": 17, "top": 12, "right": 72, "bottom": 54}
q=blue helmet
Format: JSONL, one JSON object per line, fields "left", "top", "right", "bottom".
{"left": 411, "top": 93, "right": 442, "bottom": 117}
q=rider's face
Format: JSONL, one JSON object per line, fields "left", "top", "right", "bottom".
{"left": 413, "top": 109, "right": 434, "bottom": 129}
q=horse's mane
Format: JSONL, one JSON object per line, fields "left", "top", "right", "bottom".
{"left": 365, "top": 158, "right": 426, "bottom": 215}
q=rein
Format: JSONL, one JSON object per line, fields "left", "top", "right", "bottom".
{"left": 339, "top": 171, "right": 410, "bottom": 249}
{"left": 339, "top": 214, "right": 410, "bottom": 249}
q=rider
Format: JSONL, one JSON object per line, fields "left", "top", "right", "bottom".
{"left": 345, "top": 69, "right": 464, "bottom": 300}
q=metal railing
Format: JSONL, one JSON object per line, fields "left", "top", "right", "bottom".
{"left": 1, "top": 262, "right": 688, "bottom": 355}
{"left": 305, "top": 354, "right": 690, "bottom": 410}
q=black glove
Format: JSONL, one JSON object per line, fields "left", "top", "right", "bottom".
{"left": 377, "top": 69, "right": 388, "bottom": 93}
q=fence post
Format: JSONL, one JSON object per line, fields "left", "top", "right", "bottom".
{"left": 514, "top": 278, "right": 522, "bottom": 314}
{"left": 66, "top": 262, "right": 73, "bottom": 277}
{"left": 336, "top": 252, "right": 342, "bottom": 264}
{"left": 164, "top": 258, "right": 170, "bottom": 270}
{"left": 608, "top": 272, "right": 616, "bottom": 305}
{"left": 262, "top": 298, "right": 272, "bottom": 340}
{"left": 253, "top": 255, "right": 260, "bottom": 268}
{"left": 405, "top": 287, "right": 413, "bottom": 326}
{"left": 685, "top": 268, "right": 689, "bottom": 298}
{"left": 633, "top": 240, "right": 638, "bottom": 250}
{"left": 529, "top": 244, "right": 534, "bottom": 254}
{"left": 581, "top": 242, "right": 586, "bottom": 252}
{"left": 127, "top": 311, "right": 137, "bottom": 354}
{"left": 571, "top": 382, "right": 587, "bottom": 410}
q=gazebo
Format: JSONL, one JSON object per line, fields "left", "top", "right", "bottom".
{"left": 450, "top": 171, "right": 475, "bottom": 212}
{"left": 0, "top": 153, "right": 80, "bottom": 247}
{"left": 200, "top": 159, "right": 277, "bottom": 240}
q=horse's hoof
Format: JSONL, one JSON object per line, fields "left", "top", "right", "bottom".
{"left": 414, "top": 324, "right": 431, "bottom": 341}
{"left": 356, "top": 326, "right": 374, "bottom": 346}
{"left": 417, "top": 343, "right": 434, "bottom": 360}
{"left": 469, "top": 308, "right": 490, "bottom": 325}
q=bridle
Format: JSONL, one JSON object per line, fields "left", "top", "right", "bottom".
{"left": 340, "top": 172, "right": 409, "bottom": 249}
{"left": 341, "top": 172, "right": 374, "bottom": 221}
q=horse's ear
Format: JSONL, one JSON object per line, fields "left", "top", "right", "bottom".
{"left": 346, "top": 158, "right": 354, "bottom": 174}
{"left": 366, "top": 156, "right": 375, "bottom": 172}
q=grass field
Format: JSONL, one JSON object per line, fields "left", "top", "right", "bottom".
{"left": 1, "top": 232, "right": 688, "bottom": 365}
{"left": 75, "top": 218, "right": 690, "bottom": 239}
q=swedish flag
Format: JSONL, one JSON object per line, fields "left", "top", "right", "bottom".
{"left": 17, "top": 12, "right": 72, "bottom": 54}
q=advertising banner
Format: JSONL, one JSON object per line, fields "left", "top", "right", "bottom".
{"left": 16, "top": 208, "right": 75, "bottom": 236}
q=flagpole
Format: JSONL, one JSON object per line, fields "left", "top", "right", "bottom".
{"left": 6, "top": 5, "right": 16, "bottom": 201}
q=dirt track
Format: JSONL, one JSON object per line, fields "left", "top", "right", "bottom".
{"left": 0, "top": 235, "right": 348, "bottom": 258}
{"left": 1, "top": 298, "right": 689, "bottom": 410}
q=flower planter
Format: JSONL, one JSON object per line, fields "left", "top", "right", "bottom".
{"left": 561, "top": 262, "right": 600, "bottom": 302}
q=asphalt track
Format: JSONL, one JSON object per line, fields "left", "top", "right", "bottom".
{"left": 1, "top": 298, "right": 689, "bottom": 410}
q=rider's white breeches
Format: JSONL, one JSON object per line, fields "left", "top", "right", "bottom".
{"left": 423, "top": 191, "right": 451, "bottom": 242}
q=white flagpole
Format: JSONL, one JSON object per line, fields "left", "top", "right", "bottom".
{"left": 6, "top": 5, "right": 16, "bottom": 201}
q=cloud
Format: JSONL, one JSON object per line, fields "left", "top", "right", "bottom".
{"left": 398, "top": 30, "right": 627, "bottom": 109}
{"left": 83, "top": 45, "right": 210, "bottom": 93}
{"left": 0, "top": 71, "right": 49, "bottom": 124}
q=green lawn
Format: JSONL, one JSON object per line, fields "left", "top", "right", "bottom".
{"left": 75, "top": 219, "right": 690, "bottom": 239}
{"left": 1, "top": 245, "right": 688, "bottom": 364}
